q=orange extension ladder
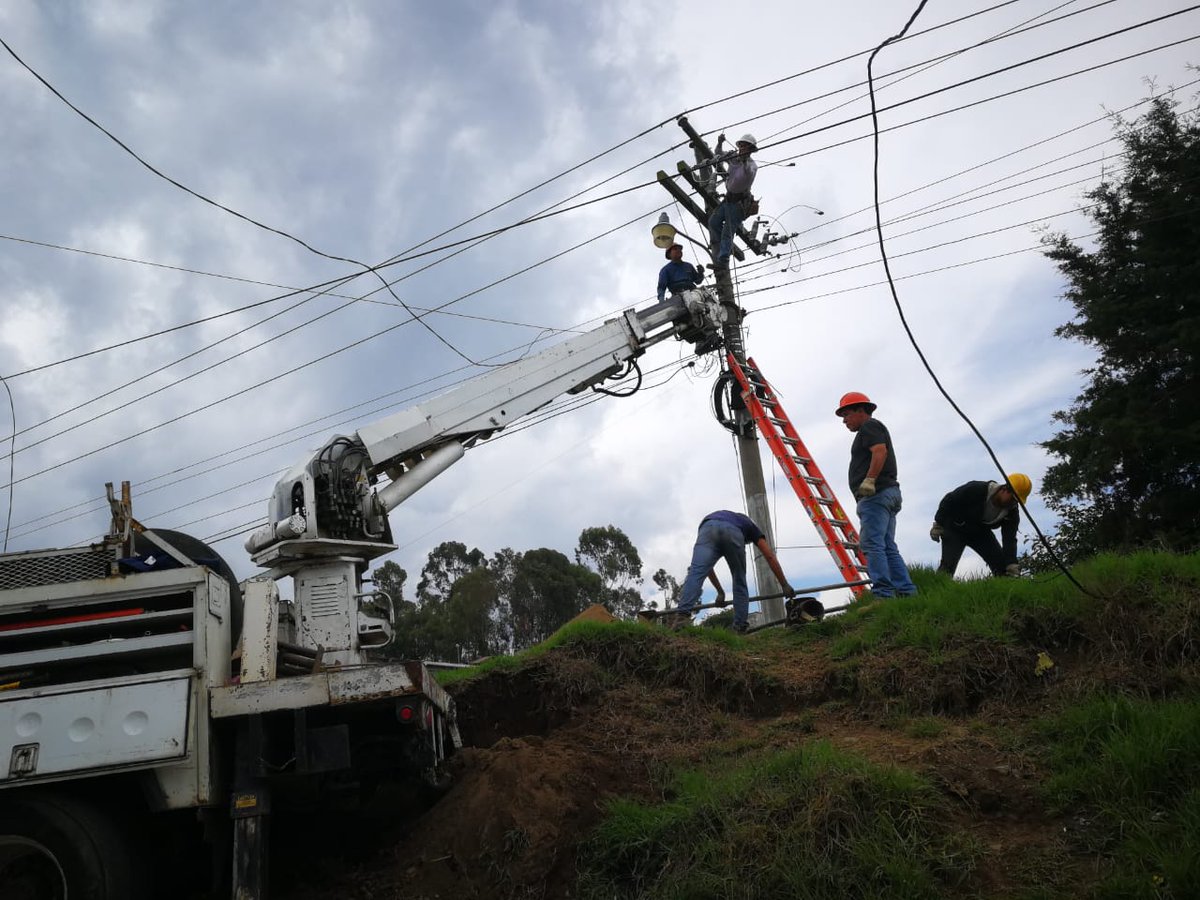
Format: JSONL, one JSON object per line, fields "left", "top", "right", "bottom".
{"left": 726, "top": 354, "right": 870, "bottom": 598}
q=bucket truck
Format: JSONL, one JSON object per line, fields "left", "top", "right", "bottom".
{"left": 0, "top": 290, "right": 728, "bottom": 899}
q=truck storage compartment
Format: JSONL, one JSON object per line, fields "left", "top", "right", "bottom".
{"left": 1, "top": 673, "right": 191, "bottom": 782}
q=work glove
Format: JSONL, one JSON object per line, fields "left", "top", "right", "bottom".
{"left": 929, "top": 523, "right": 943, "bottom": 542}
{"left": 1005, "top": 563, "right": 1021, "bottom": 577}
{"left": 696, "top": 264, "right": 706, "bottom": 278}
{"left": 856, "top": 476, "right": 877, "bottom": 498}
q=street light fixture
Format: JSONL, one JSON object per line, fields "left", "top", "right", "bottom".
{"left": 651, "top": 212, "right": 710, "bottom": 254}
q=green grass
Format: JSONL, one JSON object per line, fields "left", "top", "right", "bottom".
{"left": 436, "top": 551, "right": 1200, "bottom": 686}
{"left": 1037, "top": 695, "right": 1200, "bottom": 899}
{"left": 771, "top": 552, "right": 1200, "bottom": 661}
{"left": 576, "top": 740, "right": 977, "bottom": 900}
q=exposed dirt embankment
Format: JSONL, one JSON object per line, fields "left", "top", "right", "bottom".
{"left": 288, "top": 574, "right": 1200, "bottom": 900}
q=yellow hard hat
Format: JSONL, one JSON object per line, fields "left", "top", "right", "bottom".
{"left": 1006, "top": 473, "right": 1032, "bottom": 504}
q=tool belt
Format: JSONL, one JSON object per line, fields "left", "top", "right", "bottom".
{"left": 725, "top": 193, "right": 759, "bottom": 217}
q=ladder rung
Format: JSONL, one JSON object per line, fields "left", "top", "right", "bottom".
{"left": 790, "top": 453, "right": 811, "bottom": 463}
{"left": 766, "top": 416, "right": 788, "bottom": 426}
{"left": 816, "top": 498, "right": 836, "bottom": 506}
{"left": 828, "top": 519, "right": 852, "bottom": 528}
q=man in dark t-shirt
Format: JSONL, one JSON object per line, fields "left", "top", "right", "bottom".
{"left": 836, "top": 392, "right": 916, "bottom": 599}
{"left": 674, "top": 510, "right": 794, "bottom": 633}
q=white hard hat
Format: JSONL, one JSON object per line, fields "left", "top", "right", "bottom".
{"left": 737, "top": 133, "right": 758, "bottom": 149}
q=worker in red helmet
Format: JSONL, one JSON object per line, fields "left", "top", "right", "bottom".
{"left": 835, "top": 392, "right": 917, "bottom": 598}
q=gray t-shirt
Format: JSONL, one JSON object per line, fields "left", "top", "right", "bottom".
{"left": 848, "top": 417, "right": 898, "bottom": 495}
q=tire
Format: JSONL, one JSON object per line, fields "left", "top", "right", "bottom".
{"left": 0, "top": 793, "right": 143, "bottom": 900}
{"left": 134, "top": 528, "right": 244, "bottom": 641}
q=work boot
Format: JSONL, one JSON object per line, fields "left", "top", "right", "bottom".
{"left": 732, "top": 622, "right": 749, "bottom": 635}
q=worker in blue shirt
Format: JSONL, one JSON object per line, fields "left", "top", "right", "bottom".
{"left": 674, "top": 510, "right": 794, "bottom": 633}
{"left": 657, "top": 243, "right": 705, "bottom": 302}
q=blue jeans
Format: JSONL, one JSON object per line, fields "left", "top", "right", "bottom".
{"left": 678, "top": 520, "right": 750, "bottom": 627}
{"left": 856, "top": 486, "right": 917, "bottom": 598}
{"left": 708, "top": 200, "right": 744, "bottom": 262}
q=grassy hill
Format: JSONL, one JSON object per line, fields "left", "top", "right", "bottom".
{"left": 292, "top": 552, "right": 1200, "bottom": 900}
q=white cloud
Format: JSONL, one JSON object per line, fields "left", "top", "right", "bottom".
{"left": 0, "top": 0, "right": 1192, "bottom": 611}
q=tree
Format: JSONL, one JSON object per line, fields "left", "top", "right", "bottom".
{"left": 508, "top": 548, "right": 603, "bottom": 649}
{"left": 416, "top": 541, "right": 486, "bottom": 605}
{"left": 575, "top": 525, "right": 644, "bottom": 618}
{"left": 444, "top": 568, "right": 502, "bottom": 661}
{"left": 1040, "top": 95, "right": 1200, "bottom": 558}
{"left": 651, "top": 568, "right": 681, "bottom": 611}
{"left": 373, "top": 560, "right": 407, "bottom": 604}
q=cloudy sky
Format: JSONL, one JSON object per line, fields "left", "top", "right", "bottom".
{"left": 1, "top": 0, "right": 1196, "bottom": 611}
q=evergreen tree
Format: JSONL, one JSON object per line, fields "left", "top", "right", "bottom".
{"left": 1040, "top": 95, "right": 1200, "bottom": 557}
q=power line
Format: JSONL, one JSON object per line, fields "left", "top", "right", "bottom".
{"left": 725, "top": 0, "right": 1119, "bottom": 142}
{"left": 4, "top": 12, "right": 1185, "bottom": 393}
{"left": 866, "top": 0, "right": 1096, "bottom": 597}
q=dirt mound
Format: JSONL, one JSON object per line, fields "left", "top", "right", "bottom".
{"left": 287, "top": 580, "right": 1200, "bottom": 900}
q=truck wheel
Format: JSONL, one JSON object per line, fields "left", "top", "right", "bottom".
{"left": 0, "top": 793, "right": 143, "bottom": 900}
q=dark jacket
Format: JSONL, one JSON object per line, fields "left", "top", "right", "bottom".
{"left": 935, "top": 480, "right": 1018, "bottom": 564}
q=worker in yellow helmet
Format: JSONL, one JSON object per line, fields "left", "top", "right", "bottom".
{"left": 929, "top": 474, "right": 1033, "bottom": 577}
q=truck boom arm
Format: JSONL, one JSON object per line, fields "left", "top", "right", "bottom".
{"left": 246, "top": 292, "right": 725, "bottom": 569}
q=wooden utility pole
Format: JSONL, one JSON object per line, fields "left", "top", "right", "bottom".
{"left": 656, "top": 117, "right": 785, "bottom": 624}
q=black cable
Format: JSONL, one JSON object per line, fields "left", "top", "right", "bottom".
{"left": 4, "top": 17, "right": 1185, "bottom": 392}
{"left": 0, "top": 375, "right": 14, "bottom": 551}
{"left": 2, "top": 200, "right": 660, "bottom": 462}
{"left": 723, "top": 0, "right": 1117, "bottom": 142}
{"left": 8, "top": 301, "right": 636, "bottom": 535}
{"left": 0, "top": 32, "right": 587, "bottom": 371}
{"left": 866, "top": 0, "right": 1096, "bottom": 597}
{"left": 9, "top": 28, "right": 1190, "bottom": 513}
{"left": 678, "top": 0, "right": 1030, "bottom": 118}
{"left": 0, "top": 269, "right": 362, "bottom": 380}
{"left": 771, "top": 30, "right": 1200, "bottom": 169}
{"left": 186, "top": 356, "right": 697, "bottom": 545}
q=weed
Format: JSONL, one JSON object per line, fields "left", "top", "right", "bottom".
{"left": 1037, "top": 695, "right": 1200, "bottom": 898}
{"left": 577, "top": 740, "right": 977, "bottom": 899}
{"left": 904, "top": 716, "right": 947, "bottom": 739}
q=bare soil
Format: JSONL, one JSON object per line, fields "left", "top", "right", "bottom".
{"left": 280, "top": 623, "right": 1129, "bottom": 900}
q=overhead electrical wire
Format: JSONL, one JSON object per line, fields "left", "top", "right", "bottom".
{"left": 0, "top": 4, "right": 1176, "bottom": 393}
{"left": 0, "top": 201, "right": 663, "bottom": 462}
{"left": 4, "top": 5, "right": 1195, "bottom": 549}
{"left": 195, "top": 356, "right": 699, "bottom": 547}
{"left": 866, "top": 0, "right": 1096, "bottom": 596}
{"left": 0, "top": 0, "right": 1073, "bottom": 393}
{"left": 722, "top": 0, "right": 1116, "bottom": 143}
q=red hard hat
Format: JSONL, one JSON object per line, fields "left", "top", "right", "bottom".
{"left": 835, "top": 391, "right": 876, "bottom": 416}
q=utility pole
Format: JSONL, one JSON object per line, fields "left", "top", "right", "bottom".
{"left": 656, "top": 116, "right": 787, "bottom": 624}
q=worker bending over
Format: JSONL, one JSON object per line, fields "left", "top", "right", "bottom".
{"left": 930, "top": 474, "right": 1033, "bottom": 577}
{"left": 675, "top": 510, "right": 794, "bottom": 634}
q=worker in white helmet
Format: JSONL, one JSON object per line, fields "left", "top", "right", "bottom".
{"left": 707, "top": 133, "right": 759, "bottom": 265}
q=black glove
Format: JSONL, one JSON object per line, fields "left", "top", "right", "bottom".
{"left": 696, "top": 264, "right": 706, "bottom": 278}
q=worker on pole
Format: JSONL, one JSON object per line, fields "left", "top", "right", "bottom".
{"left": 930, "top": 474, "right": 1033, "bottom": 577}
{"left": 708, "top": 134, "right": 758, "bottom": 266}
